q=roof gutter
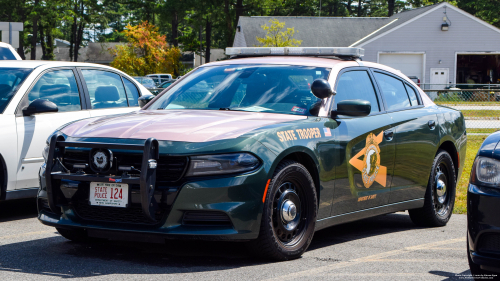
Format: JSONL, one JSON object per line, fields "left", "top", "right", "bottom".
{"left": 349, "top": 18, "right": 399, "bottom": 47}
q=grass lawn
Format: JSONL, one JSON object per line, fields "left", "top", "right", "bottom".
{"left": 435, "top": 101, "right": 500, "bottom": 106}
{"left": 453, "top": 135, "right": 485, "bottom": 214}
{"left": 467, "top": 128, "right": 499, "bottom": 134}
{"left": 462, "top": 110, "right": 500, "bottom": 118}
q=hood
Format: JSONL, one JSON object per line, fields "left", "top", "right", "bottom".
{"left": 61, "top": 110, "right": 307, "bottom": 142}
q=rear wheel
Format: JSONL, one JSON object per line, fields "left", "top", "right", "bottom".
{"left": 409, "top": 150, "right": 456, "bottom": 227}
{"left": 247, "top": 160, "right": 317, "bottom": 261}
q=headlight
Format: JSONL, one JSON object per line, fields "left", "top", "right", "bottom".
{"left": 42, "top": 144, "right": 50, "bottom": 162}
{"left": 43, "top": 130, "right": 60, "bottom": 162}
{"left": 473, "top": 156, "right": 500, "bottom": 185}
{"left": 185, "top": 153, "right": 260, "bottom": 176}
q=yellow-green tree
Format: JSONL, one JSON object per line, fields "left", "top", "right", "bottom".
{"left": 110, "top": 21, "right": 182, "bottom": 76}
{"left": 256, "top": 19, "right": 302, "bottom": 47}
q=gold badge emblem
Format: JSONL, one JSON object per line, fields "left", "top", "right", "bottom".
{"left": 349, "top": 131, "right": 387, "bottom": 188}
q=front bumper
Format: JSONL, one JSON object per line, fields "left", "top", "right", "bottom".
{"left": 467, "top": 183, "right": 500, "bottom": 270}
{"left": 38, "top": 136, "right": 270, "bottom": 241}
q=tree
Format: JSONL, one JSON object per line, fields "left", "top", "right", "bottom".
{"left": 256, "top": 18, "right": 302, "bottom": 47}
{"left": 110, "top": 21, "right": 182, "bottom": 76}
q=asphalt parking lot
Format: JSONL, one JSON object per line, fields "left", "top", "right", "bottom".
{"left": 0, "top": 199, "right": 474, "bottom": 281}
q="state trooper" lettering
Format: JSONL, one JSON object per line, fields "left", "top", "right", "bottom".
{"left": 277, "top": 128, "right": 322, "bottom": 142}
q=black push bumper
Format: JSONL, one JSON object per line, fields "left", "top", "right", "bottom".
{"left": 45, "top": 134, "right": 161, "bottom": 222}
{"left": 468, "top": 183, "right": 500, "bottom": 270}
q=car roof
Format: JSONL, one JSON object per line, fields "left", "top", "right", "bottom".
{"left": 0, "top": 60, "right": 119, "bottom": 69}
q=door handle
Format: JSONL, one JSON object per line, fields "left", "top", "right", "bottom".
{"left": 428, "top": 120, "right": 436, "bottom": 130}
{"left": 384, "top": 129, "right": 394, "bottom": 141}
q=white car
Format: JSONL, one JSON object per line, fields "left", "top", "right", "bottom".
{"left": 146, "top": 73, "right": 173, "bottom": 85}
{"left": 0, "top": 61, "right": 151, "bottom": 200}
{"left": 0, "top": 42, "right": 22, "bottom": 60}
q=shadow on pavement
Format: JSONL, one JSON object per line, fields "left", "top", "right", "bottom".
{"left": 309, "top": 211, "right": 420, "bottom": 251}
{"left": 0, "top": 212, "right": 431, "bottom": 278}
{"left": 429, "top": 270, "right": 474, "bottom": 280}
{"left": 0, "top": 198, "right": 37, "bottom": 222}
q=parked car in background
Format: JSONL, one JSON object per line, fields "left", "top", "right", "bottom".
{"left": 407, "top": 76, "right": 421, "bottom": 87}
{"left": 149, "top": 80, "right": 176, "bottom": 95}
{"left": 132, "top": 76, "right": 157, "bottom": 90}
{"left": 0, "top": 61, "right": 150, "bottom": 201}
{"left": 0, "top": 42, "right": 22, "bottom": 60}
{"left": 468, "top": 131, "right": 500, "bottom": 277}
{"left": 38, "top": 47, "right": 466, "bottom": 261}
{"left": 146, "top": 74, "right": 173, "bottom": 85}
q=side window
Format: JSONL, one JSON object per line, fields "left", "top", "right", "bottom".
{"left": 334, "top": 70, "right": 380, "bottom": 113}
{"left": 27, "top": 69, "right": 81, "bottom": 112}
{"left": 81, "top": 70, "right": 128, "bottom": 109}
{"left": 404, "top": 83, "right": 419, "bottom": 106}
{"left": 374, "top": 72, "right": 411, "bottom": 111}
{"left": 123, "top": 78, "right": 140, "bottom": 107}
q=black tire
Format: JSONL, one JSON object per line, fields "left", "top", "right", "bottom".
{"left": 409, "top": 149, "right": 456, "bottom": 227}
{"left": 247, "top": 160, "right": 317, "bottom": 261}
{"left": 56, "top": 227, "right": 90, "bottom": 243}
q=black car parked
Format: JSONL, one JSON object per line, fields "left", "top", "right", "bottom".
{"left": 468, "top": 131, "right": 500, "bottom": 277}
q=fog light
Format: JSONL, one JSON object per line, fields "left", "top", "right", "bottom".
{"left": 148, "top": 160, "right": 157, "bottom": 169}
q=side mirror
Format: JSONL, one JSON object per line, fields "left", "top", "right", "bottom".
{"left": 23, "top": 99, "right": 58, "bottom": 116}
{"left": 311, "top": 79, "right": 334, "bottom": 99}
{"left": 332, "top": 100, "right": 371, "bottom": 117}
{"left": 138, "top": 94, "right": 155, "bottom": 108}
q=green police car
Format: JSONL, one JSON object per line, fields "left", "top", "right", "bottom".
{"left": 38, "top": 47, "right": 466, "bottom": 260}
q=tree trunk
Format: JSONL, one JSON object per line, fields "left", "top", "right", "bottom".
{"left": 357, "top": 0, "right": 362, "bottom": 17}
{"left": 30, "top": 0, "right": 39, "bottom": 60}
{"left": 205, "top": 19, "right": 211, "bottom": 63}
{"left": 224, "top": 0, "right": 233, "bottom": 47}
{"left": 17, "top": 31, "right": 25, "bottom": 59}
{"left": 234, "top": 0, "right": 244, "bottom": 28}
{"left": 171, "top": 11, "right": 178, "bottom": 47}
{"left": 388, "top": 0, "right": 395, "bottom": 16}
{"left": 334, "top": 1, "right": 339, "bottom": 16}
{"left": 39, "top": 23, "right": 47, "bottom": 60}
{"left": 70, "top": 3, "right": 77, "bottom": 61}
{"left": 74, "top": 22, "right": 84, "bottom": 62}
{"left": 46, "top": 29, "right": 54, "bottom": 60}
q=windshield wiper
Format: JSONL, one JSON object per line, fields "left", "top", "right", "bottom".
{"left": 219, "top": 107, "right": 241, "bottom": 111}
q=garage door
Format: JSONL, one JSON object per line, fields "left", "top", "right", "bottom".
{"left": 379, "top": 53, "right": 424, "bottom": 81}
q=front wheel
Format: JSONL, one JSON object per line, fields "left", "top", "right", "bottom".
{"left": 247, "top": 160, "right": 317, "bottom": 261}
{"left": 409, "top": 150, "right": 456, "bottom": 227}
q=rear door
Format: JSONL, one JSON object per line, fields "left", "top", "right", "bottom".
{"left": 329, "top": 68, "right": 396, "bottom": 216}
{"left": 371, "top": 70, "right": 440, "bottom": 204}
{"left": 15, "top": 68, "right": 90, "bottom": 189}
{"left": 78, "top": 68, "right": 140, "bottom": 118}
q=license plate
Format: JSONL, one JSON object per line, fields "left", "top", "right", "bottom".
{"left": 89, "top": 182, "right": 129, "bottom": 208}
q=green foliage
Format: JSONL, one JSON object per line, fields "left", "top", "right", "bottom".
{"left": 256, "top": 18, "right": 302, "bottom": 47}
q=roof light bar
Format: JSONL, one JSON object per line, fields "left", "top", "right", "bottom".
{"left": 226, "top": 47, "right": 364, "bottom": 58}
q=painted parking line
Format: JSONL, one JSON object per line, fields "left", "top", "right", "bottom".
{"left": 264, "top": 237, "right": 465, "bottom": 281}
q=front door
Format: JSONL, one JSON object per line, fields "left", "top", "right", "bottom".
{"left": 15, "top": 68, "right": 89, "bottom": 189}
{"left": 329, "top": 69, "right": 396, "bottom": 216}
{"left": 372, "top": 71, "right": 440, "bottom": 203}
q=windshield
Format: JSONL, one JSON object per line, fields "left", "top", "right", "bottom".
{"left": 0, "top": 68, "right": 33, "bottom": 113}
{"left": 134, "top": 77, "right": 156, "bottom": 88}
{"left": 148, "top": 64, "right": 331, "bottom": 116}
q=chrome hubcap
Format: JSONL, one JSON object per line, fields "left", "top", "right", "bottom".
{"left": 435, "top": 167, "right": 447, "bottom": 204}
{"left": 281, "top": 200, "right": 297, "bottom": 223}
{"left": 436, "top": 178, "right": 447, "bottom": 203}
